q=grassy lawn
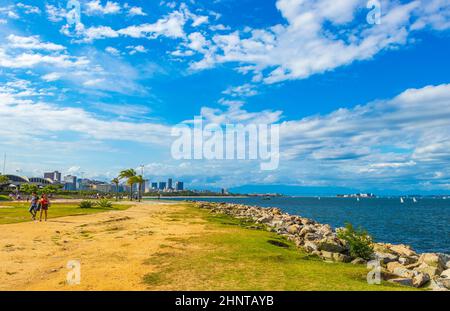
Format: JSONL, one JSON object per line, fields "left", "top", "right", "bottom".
{"left": 143, "top": 205, "right": 418, "bottom": 291}
{"left": 0, "top": 201, "right": 129, "bottom": 224}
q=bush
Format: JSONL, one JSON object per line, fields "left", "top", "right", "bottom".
{"left": 96, "top": 199, "right": 112, "bottom": 208}
{"left": 0, "top": 195, "right": 11, "bottom": 201}
{"left": 337, "top": 223, "right": 374, "bottom": 260}
{"left": 79, "top": 200, "right": 94, "bottom": 209}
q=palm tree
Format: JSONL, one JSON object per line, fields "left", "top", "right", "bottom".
{"left": 134, "top": 175, "right": 145, "bottom": 202}
{"left": 111, "top": 177, "right": 120, "bottom": 201}
{"left": 119, "top": 169, "right": 136, "bottom": 200}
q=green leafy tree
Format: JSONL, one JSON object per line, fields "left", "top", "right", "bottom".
{"left": 337, "top": 223, "right": 374, "bottom": 260}
{"left": 0, "top": 175, "right": 10, "bottom": 191}
{"left": 111, "top": 177, "right": 120, "bottom": 201}
{"left": 20, "top": 183, "right": 38, "bottom": 195}
{"left": 119, "top": 169, "right": 137, "bottom": 201}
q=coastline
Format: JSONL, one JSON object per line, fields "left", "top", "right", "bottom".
{"left": 191, "top": 200, "right": 450, "bottom": 290}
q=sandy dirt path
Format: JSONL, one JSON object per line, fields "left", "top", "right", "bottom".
{"left": 0, "top": 202, "right": 205, "bottom": 290}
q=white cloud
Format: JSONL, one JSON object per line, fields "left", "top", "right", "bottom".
{"left": 85, "top": 1, "right": 121, "bottom": 15}
{"left": 192, "top": 15, "right": 209, "bottom": 27}
{"left": 16, "top": 3, "right": 41, "bottom": 15}
{"left": 187, "top": 0, "right": 450, "bottom": 84}
{"left": 105, "top": 46, "right": 120, "bottom": 56}
{"left": 45, "top": 4, "right": 66, "bottom": 22}
{"left": 223, "top": 84, "right": 258, "bottom": 98}
{"left": 42, "top": 72, "right": 62, "bottom": 82}
{"left": 128, "top": 6, "right": 147, "bottom": 16}
{"left": 7, "top": 35, "right": 66, "bottom": 51}
{"left": 0, "top": 48, "right": 89, "bottom": 69}
{"left": 126, "top": 45, "right": 148, "bottom": 55}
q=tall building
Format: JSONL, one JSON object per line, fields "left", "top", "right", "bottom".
{"left": 167, "top": 178, "right": 173, "bottom": 190}
{"left": 44, "top": 171, "right": 61, "bottom": 182}
{"left": 63, "top": 175, "right": 77, "bottom": 191}
{"left": 158, "top": 182, "right": 166, "bottom": 190}
{"left": 151, "top": 182, "right": 158, "bottom": 190}
{"left": 175, "top": 181, "right": 184, "bottom": 191}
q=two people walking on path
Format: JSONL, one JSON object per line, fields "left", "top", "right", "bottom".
{"left": 28, "top": 193, "right": 50, "bottom": 222}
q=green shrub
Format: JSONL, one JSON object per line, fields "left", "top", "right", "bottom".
{"left": 96, "top": 199, "right": 112, "bottom": 208}
{"left": 337, "top": 223, "right": 374, "bottom": 260}
{"left": 79, "top": 200, "right": 94, "bottom": 209}
{"left": 0, "top": 195, "right": 11, "bottom": 201}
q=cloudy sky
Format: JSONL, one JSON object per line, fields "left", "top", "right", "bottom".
{"left": 0, "top": 0, "right": 449, "bottom": 194}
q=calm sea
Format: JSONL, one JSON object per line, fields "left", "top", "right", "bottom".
{"left": 160, "top": 196, "right": 450, "bottom": 254}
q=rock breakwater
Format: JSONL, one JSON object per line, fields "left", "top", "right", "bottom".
{"left": 194, "top": 201, "right": 450, "bottom": 290}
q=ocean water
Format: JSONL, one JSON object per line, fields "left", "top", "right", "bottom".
{"left": 161, "top": 197, "right": 450, "bottom": 254}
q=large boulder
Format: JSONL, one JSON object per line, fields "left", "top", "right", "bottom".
{"left": 418, "top": 253, "right": 446, "bottom": 274}
{"left": 304, "top": 233, "right": 322, "bottom": 242}
{"left": 318, "top": 237, "right": 346, "bottom": 253}
{"left": 389, "top": 244, "right": 417, "bottom": 257}
{"left": 299, "top": 225, "right": 316, "bottom": 237}
{"left": 320, "top": 251, "right": 351, "bottom": 263}
{"left": 374, "top": 252, "right": 398, "bottom": 264}
{"left": 351, "top": 258, "right": 367, "bottom": 265}
{"left": 386, "top": 262, "right": 414, "bottom": 278}
{"left": 440, "top": 269, "right": 450, "bottom": 279}
{"left": 414, "top": 263, "right": 441, "bottom": 278}
{"left": 287, "top": 224, "right": 301, "bottom": 235}
{"left": 412, "top": 272, "right": 430, "bottom": 288}
{"left": 303, "top": 241, "right": 319, "bottom": 253}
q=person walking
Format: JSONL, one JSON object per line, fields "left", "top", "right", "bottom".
{"left": 39, "top": 193, "right": 50, "bottom": 222}
{"left": 28, "top": 192, "right": 38, "bottom": 220}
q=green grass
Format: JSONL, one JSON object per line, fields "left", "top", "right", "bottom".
{"left": 143, "top": 205, "right": 419, "bottom": 291}
{"left": 0, "top": 201, "right": 130, "bottom": 224}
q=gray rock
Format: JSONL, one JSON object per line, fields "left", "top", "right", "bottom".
{"left": 440, "top": 269, "right": 450, "bottom": 279}
{"left": 412, "top": 272, "right": 430, "bottom": 288}
{"left": 318, "top": 237, "right": 346, "bottom": 253}
{"left": 374, "top": 252, "right": 398, "bottom": 264}
{"left": 304, "top": 241, "right": 318, "bottom": 253}
{"left": 287, "top": 224, "right": 301, "bottom": 235}
{"left": 351, "top": 258, "right": 367, "bottom": 265}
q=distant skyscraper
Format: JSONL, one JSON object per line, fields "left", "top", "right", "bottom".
{"left": 175, "top": 181, "right": 184, "bottom": 191}
{"left": 63, "top": 175, "right": 77, "bottom": 191}
{"left": 167, "top": 178, "right": 173, "bottom": 190}
{"left": 151, "top": 182, "right": 158, "bottom": 190}
{"left": 158, "top": 182, "right": 166, "bottom": 190}
{"left": 44, "top": 171, "right": 61, "bottom": 182}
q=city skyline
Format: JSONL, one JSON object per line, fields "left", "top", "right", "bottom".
{"left": 0, "top": 1, "right": 449, "bottom": 195}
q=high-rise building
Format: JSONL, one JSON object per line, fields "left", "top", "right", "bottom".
{"left": 158, "top": 182, "right": 166, "bottom": 190}
{"left": 175, "top": 181, "right": 184, "bottom": 191}
{"left": 151, "top": 182, "right": 158, "bottom": 190}
{"left": 63, "top": 175, "right": 77, "bottom": 191}
{"left": 44, "top": 171, "right": 61, "bottom": 182}
{"left": 167, "top": 178, "right": 173, "bottom": 190}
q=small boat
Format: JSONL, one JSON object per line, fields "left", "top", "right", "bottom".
{"left": 357, "top": 197, "right": 360, "bottom": 202}
{"left": 413, "top": 197, "right": 417, "bottom": 203}
{"left": 318, "top": 197, "right": 321, "bottom": 200}
{"left": 400, "top": 197, "right": 404, "bottom": 204}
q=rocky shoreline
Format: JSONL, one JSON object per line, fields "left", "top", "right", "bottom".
{"left": 193, "top": 201, "right": 450, "bottom": 290}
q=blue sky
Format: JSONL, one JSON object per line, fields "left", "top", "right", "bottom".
{"left": 0, "top": 0, "right": 449, "bottom": 194}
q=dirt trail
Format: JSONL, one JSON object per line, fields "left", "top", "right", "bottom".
{"left": 0, "top": 202, "right": 205, "bottom": 290}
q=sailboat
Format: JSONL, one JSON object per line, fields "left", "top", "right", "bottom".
{"left": 413, "top": 197, "right": 417, "bottom": 203}
{"left": 357, "top": 197, "right": 360, "bottom": 202}
{"left": 400, "top": 197, "right": 404, "bottom": 204}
